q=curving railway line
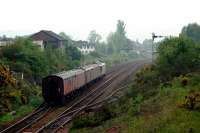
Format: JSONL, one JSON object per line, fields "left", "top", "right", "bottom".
{"left": 0, "top": 60, "right": 148, "bottom": 133}
{"left": 36, "top": 61, "right": 147, "bottom": 133}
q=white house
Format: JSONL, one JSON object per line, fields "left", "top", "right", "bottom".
{"left": 0, "top": 36, "right": 13, "bottom": 47}
{"left": 74, "top": 40, "right": 95, "bottom": 54}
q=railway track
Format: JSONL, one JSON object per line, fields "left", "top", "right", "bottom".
{"left": 0, "top": 60, "right": 123, "bottom": 133}
{"left": 0, "top": 103, "right": 51, "bottom": 133}
{"left": 35, "top": 62, "right": 142, "bottom": 133}
{"left": 20, "top": 63, "right": 122, "bottom": 133}
{"left": 0, "top": 60, "right": 147, "bottom": 133}
{"left": 94, "top": 61, "right": 146, "bottom": 103}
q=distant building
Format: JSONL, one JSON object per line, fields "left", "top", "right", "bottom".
{"left": 0, "top": 36, "right": 13, "bottom": 47}
{"left": 30, "top": 30, "right": 67, "bottom": 50}
{"left": 73, "top": 40, "right": 95, "bottom": 54}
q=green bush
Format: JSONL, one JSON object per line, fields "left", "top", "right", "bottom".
{"left": 156, "top": 37, "right": 200, "bottom": 81}
{"left": 29, "top": 96, "right": 43, "bottom": 108}
{"left": 128, "top": 94, "right": 143, "bottom": 116}
{"left": 71, "top": 106, "right": 115, "bottom": 130}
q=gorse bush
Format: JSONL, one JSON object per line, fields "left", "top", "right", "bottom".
{"left": 179, "top": 75, "right": 189, "bottom": 86}
{"left": 0, "top": 64, "right": 16, "bottom": 87}
{"left": 180, "top": 91, "right": 200, "bottom": 110}
{"left": 134, "top": 37, "right": 200, "bottom": 89}
{"left": 0, "top": 65, "right": 31, "bottom": 114}
{"left": 0, "top": 37, "right": 81, "bottom": 115}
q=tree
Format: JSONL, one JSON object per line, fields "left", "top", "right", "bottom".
{"left": 107, "top": 20, "right": 130, "bottom": 53}
{"left": 0, "top": 37, "right": 50, "bottom": 83}
{"left": 65, "top": 45, "right": 81, "bottom": 61}
{"left": 156, "top": 37, "right": 200, "bottom": 80}
{"left": 116, "top": 20, "right": 126, "bottom": 36}
{"left": 59, "top": 32, "right": 81, "bottom": 67}
{"left": 95, "top": 42, "right": 108, "bottom": 55}
{"left": 59, "top": 32, "right": 72, "bottom": 41}
{"left": 180, "top": 23, "right": 200, "bottom": 43}
{"left": 59, "top": 32, "right": 74, "bottom": 46}
{"left": 87, "top": 30, "right": 102, "bottom": 46}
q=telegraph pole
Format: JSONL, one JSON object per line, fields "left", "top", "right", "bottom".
{"left": 151, "top": 33, "right": 165, "bottom": 62}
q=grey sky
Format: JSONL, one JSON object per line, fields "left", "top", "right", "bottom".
{"left": 0, "top": 0, "right": 199, "bottom": 42}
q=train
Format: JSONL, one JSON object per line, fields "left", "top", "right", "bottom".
{"left": 42, "top": 63, "right": 106, "bottom": 104}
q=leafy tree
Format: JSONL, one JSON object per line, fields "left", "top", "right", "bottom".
{"left": 116, "top": 20, "right": 126, "bottom": 35}
{"left": 59, "top": 32, "right": 81, "bottom": 64}
{"left": 180, "top": 23, "right": 200, "bottom": 43}
{"left": 87, "top": 30, "right": 102, "bottom": 46}
{"left": 0, "top": 36, "right": 82, "bottom": 114}
{"left": 59, "top": 32, "right": 73, "bottom": 46}
{"left": 59, "top": 32, "right": 72, "bottom": 41}
{"left": 0, "top": 38, "right": 49, "bottom": 82}
{"left": 65, "top": 45, "right": 81, "bottom": 61}
{"left": 107, "top": 20, "right": 130, "bottom": 53}
{"left": 95, "top": 42, "right": 107, "bottom": 55}
{"left": 156, "top": 37, "right": 200, "bottom": 80}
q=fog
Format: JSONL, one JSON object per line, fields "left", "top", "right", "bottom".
{"left": 0, "top": 0, "right": 200, "bottom": 41}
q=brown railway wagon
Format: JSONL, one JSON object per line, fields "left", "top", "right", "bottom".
{"left": 63, "top": 69, "right": 85, "bottom": 95}
{"left": 42, "top": 75, "right": 64, "bottom": 103}
{"left": 42, "top": 63, "right": 106, "bottom": 104}
{"left": 82, "top": 64, "right": 102, "bottom": 83}
{"left": 42, "top": 69, "right": 85, "bottom": 104}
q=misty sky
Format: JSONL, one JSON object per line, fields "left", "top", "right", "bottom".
{"left": 0, "top": 0, "right": 200, "bottom": 42}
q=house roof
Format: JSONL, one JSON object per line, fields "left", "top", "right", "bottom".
{"left": 31, "top": 30, "right": 65, "bottom": 41}
{"left": 42, "top": 30, "right": 65, "bottom": 40}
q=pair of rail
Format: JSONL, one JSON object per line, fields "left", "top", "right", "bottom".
{"left": 1, "top": 61, "right": 147, "bottom": 133}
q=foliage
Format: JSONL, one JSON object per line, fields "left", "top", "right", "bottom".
{"left": 180, "top": 23, "right": 200, "bottom": 43}
{"left": 128, "top": 94, "right": 143, "bottom": 116}
{"left": 86, "top": 20, "right": 143, "bottom": 68}
{"left": 180, "top": 91, "right": 200, "bottom": 110}
{"left": 71, "top": 106, "right": 115, "bottom": 130}
{"left": 0, "top": 76, "right": 41, "bottom": 115}
{"left": 0, "top": 37, "right": 81, "bottom": 83}
{"left": 0, "top": 38, "right": 48, "bottom": 82}
{"left": 87, "top": 30, "right": 102, "bottom": 45}
{"left": 0, "top": 64, "right": 16, "bottom": 87}
{"left": 179, "top": 75, "right": 189, "bottom": 86}
{"left": 59, "top": 32, "right": 72, "bottom": 41}
{"left": 156, "top": 37, "right": 200, "bottom": 81}
{"left": 0, "top": 36, "right": 81, "bottom": 117}
{"left": 44, "top": 47, "right": 69, "bottom": 73}
{"left": 106, "top": 20, "right": 132, "bottom": 54}
{"left": 59, "top": 32, "right": 81, "bottom": 66}
{"left": 95, "top": 42, "right": 108, "bottom": 55}
{"left": 69, "top": 35, "right": 200, "bottom": 133}
{"left": 70, "top": 72, "right": 200, "bottom": 133}
{"left": 0, "top": 104, "right": 34, "bottom": 127}
{"left": 65, "top": 45, "right": 81, "bottom": 61}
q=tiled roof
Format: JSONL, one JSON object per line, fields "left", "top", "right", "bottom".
{"left": 40, "top": 30, "right": 65, "bottom": 41}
